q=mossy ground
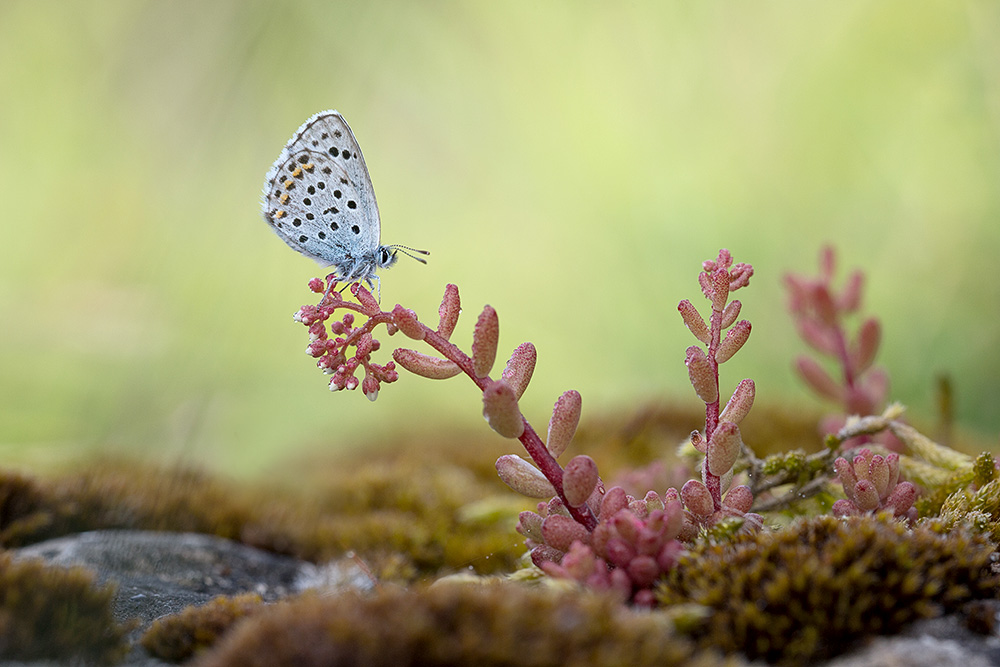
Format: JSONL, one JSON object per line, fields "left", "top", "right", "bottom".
{"left": 2, "top": 402, "right": 997, "bottom": 665}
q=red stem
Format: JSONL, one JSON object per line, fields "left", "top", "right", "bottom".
{"left": 418, "top": 325, "right": 599, "bottom": 531}
{"left": 704, "top": 298, "right": 723, "bottom": 511}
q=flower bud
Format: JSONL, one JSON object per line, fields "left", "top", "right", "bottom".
{"left": 711, "top": 267, "right": 730, "bottom": 312}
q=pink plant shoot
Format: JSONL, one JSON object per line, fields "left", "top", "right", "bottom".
{"left": 785, "top": 246, "right": 896, "bottom": 448}
{"left": 520, "top": 486, "right": 686, "bottom": 606}
{"left": 831, "top": 448, "right": 917, "bottom": 520}
{"left": 674, "top": 249, "right": 758, "bottom": 526}
{"left": 294, "top": 277, "right": 598, "bottom": 531}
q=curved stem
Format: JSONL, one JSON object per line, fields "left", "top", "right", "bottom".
{"left": 418, "top": 326, "right": 598, "bottom": 531}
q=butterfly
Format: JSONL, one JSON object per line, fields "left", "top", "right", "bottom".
{"left": 261, "top": 110, "right": 427, "bottom": 292}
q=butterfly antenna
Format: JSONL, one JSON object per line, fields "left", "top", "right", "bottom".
{"left": 390, "top": 245, "right": 430, "bottom": 265}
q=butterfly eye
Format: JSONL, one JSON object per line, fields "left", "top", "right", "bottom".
{"left": 380, "top": 248, "right": 391, "bottom": 264}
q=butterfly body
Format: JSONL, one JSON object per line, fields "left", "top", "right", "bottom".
{"left": 261, "top": 111, "right": 423, "bottom": 288}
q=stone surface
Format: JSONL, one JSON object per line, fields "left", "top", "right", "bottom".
{"left": 6, "top": 530, "right": 372, "bottom": 666}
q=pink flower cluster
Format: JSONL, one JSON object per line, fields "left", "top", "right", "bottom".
{"left": 293, "top": 279, "right": 398, "bottom": 401}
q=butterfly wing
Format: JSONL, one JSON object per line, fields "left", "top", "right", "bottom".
{"left": 262, "top": 111, "right": 383, "bottom": 281}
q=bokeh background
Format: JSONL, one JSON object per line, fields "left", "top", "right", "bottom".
{"left": 1, "top": 1, "right": 998, "bottom": 477}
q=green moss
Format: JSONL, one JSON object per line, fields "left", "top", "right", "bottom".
{"left": 193, "top": 582, "right": 739, "bottom": 667}
{"left": 141, "top": 592, "right": 265, "bottom": 663}
{"left": 658, "top": 514, "right": 999, "bottom": 665}
{"left": 0, "top": 552, "right": 129, "bottom": 663}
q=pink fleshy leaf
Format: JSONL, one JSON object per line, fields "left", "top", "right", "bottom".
{"left": 516, "top": 511, "right": 544, "bottom": 542}
{"left": 722, "top": 485, "right": 753, "bottom": 514}
{"left": 547, "top": 390, "right": 582, "bottom": 458}
{"left": 562, "top": 455, "right": 599, "bottom": 508}
{"left": 719, "top": 379, "right": 755, "bottom": 426}
{"left": 495, "top": 454, "right": 553, "bottom": 497}
{"left": 471, "top": 305, "right": 499, "bottom": 378}
{"left": 795, "top": 356, "right": 843, "bottom": 402}
{"left": 391, "top": 305, "right": 426, "bottom": 340}
{"left": 392, "top": 348, "right": 462, "bottom": 379}
{"left": 685, "top": 346, "right": 718, "bottom": 403}
{"left": 715, "top": 320, "right": 751, "bottom": 363}
{"left": 837, "top": 270, "right": 864, "bottom": 313}
{"left": 834, "top": 457, "right": 857, "bottom": 499}
{"left": 677, "top": 300, "right": 710, "bottom": 344}
{"left": 853, "top": 479, "right": 880, "bottom": 511}
{"left": 437, "top": 284, "right": 461, "bottom": 340}
{"left": 886, "top": 481, "right": 917, "bottom": 517}
{"left": 600, "top": 486, "right": 630, "bottom": 519}
{"left": 721, "top": 299, "right": 742, "bottom": 329}
{"left": 501, "top": 342, "right": 536, "bottom": 400}
{"left": 541, "top": 514, "right": 591, "bottom": 552}
{"left": 707, "top": 421, "right": 742, "bottom": 476}
{"left": 869, "top": 454, "right": 890, "bottom": 500}
{"left": 851, "top": 317, "right": 881, "bottom": 375}
{"left": 831, "top": 499, "right": 857, "bottom": 517}
{"left": 483, "top": 380, "right": 524, "bottom": 438}
{"left": 626, "top": 555, "right": 660, "bottom": 588}
{"left": 681, "top": 479, "right": 714, "bottom": 518}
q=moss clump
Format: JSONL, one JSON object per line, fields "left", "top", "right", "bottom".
{"left": 192, "top": 583, "right": 738, "bottom": 667}
{"left": 0, "top": 552, "right": 129, "bottom": 663}
{"left": 658, "top": 514, "right": 999, "bottom": 665}
{"left": 142, "top": 592, "right": 265, "bottom": 663}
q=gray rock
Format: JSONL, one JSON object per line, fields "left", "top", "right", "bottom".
{"left": 8, "top": 530, "right": 372, "bottom": 666}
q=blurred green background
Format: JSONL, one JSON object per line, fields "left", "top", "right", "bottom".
{"left": 1, "top": 1, "right": 998, "bottom": 477}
